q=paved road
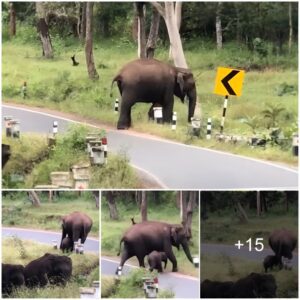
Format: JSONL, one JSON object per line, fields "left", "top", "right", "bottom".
{"left": 201, "top": 243, "right": 298, "bottom": 267}
{"left": 101, "top": 257, "right": 200, "bottom": 298}
{"left": 2, "top": 227, "right": 99, "bottom": 254}
{"left": 3, "top": 105, "right": 298, "bottom": 189}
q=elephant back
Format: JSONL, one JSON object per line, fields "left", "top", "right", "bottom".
{"left": 269, "top": 229, "right": 297, "bottom": 257}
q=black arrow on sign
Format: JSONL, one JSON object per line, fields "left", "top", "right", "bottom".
{"left": 221, "top": 70, "right": 240, "bottom": 96}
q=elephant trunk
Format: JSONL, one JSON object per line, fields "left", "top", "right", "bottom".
{"left": 187, "top": 87, "right": 197, "bottom": 122}
{"left": 181, "top": 240, "right": 194, "bottom": 264}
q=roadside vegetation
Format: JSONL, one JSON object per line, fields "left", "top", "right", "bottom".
{"left": 201, "top": 254, "right": 298, "bottom": 298}
{"left": 2, "top": 238, "right": 99, "bottom": 298}
{"left": 2, "top": 191, "right": 99, "bottom": 236}
{"left": 2, "top": 2, "right": 298, "bottom": 165}
{"left": 102, "top": 269, "right": 174, "bottom": 298}
{"left": 2, "top": 124, "right": 139, "bottom": 189}
{"left": 101, "top": 194, "right": 199, "bottom": 277}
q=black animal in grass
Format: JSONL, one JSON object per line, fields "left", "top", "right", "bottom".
{"left": 263, "top": 255, "right": 282, "bottom": 272}
{"left": 2, "top": 264, "right": 25, "bottom": 295}
{"left": 24, "top": 253, "right": 72, "bottom": 288}
{"left": 201, "top": 273, "right": 277, "bottom": 298}
{"left": 2, "top": 144, "right": 11, "bottom": 168}
{"left": 71, "top": 55, "right": 79, "bottom": 66}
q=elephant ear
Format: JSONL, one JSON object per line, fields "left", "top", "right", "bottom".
{"left": 177, "top": 72, "right": 185, "bottom": 94}
{"left": 171, "top": 227, "right": 179, "bottom": 245}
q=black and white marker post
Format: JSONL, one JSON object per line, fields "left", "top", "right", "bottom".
{"left": 206, "top": 118, "right": 212, "bottom": 139}
{"left": 53, "top": 121, "right": 58, "bottom": 136}
{"left": 114, "top": 99, "right": 119, "bottom": 113}
{"left": 220, "top": 95, "right": 228, "bottom": 135}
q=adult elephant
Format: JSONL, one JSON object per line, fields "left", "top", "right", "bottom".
{"left": 24, "top": 253, "right": 72, "bottom": 288}
{"left": 111, "top": 59, "right": 197, "bottom": 129}
{"left": 2, "top": 263, "right": 25, "bottom": 295}
{"left": 230, "top": 273, "right": 277, "bottom": 298}
{"left": 60, "top": 211, "right": 93, "bottom": 251}
{"left": 269, "top": 229, "right": 297, "bottom": 260}
{"left": 116, "top": 221, "right": 194, "bottom": 273}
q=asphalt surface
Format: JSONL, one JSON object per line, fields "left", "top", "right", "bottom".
{"left": 201, "top": 243, "right": 298, "bottom": 267}
{"left": 2, "top": 227, "right": 99, "bottom": 254}
{"left": 2, "top": 104, "right": 298, "bottom": 189}
{"left": 101, "top": 257, "right": 200, "bottom": 298}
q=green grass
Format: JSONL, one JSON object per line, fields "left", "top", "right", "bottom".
{"left": 101, "top": 197, "right": 199, "bottom": 277}
{"left": 201, "top": 254, "right": 298, "bottom": 298}
{"left": 101, "top": 269, "right": 174, "bottom": 298}
{"left": 2, "top": 191, "right": 99, "bottom": 236}
{"left": 201, "top": 204, "right": 298, "bottom": 245}
{"left": 2, "top": 238, "right": 99, "bottom": 298}
{"left": 2, "top": 37, "right": 298, "bottom": 165}
{"left": 2, "top": 124, "right": 139, "bottom": 188}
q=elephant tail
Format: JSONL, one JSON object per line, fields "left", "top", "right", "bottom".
{"left": 117, "top": 238, "right": 124, "bottom": 256}
{"left": 110, "top": 75, "right": 121, "bottom": 97}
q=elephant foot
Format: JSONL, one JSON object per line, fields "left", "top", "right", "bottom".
{"left": 117, "top": 123, "right": 129, "bottom": 130}
{"left": 172, "top": 267, "right": 178, "bottom": 272}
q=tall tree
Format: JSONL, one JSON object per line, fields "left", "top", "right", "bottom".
{"left": 28, "top": 191, "right": 41, "bottom": 207}
{"left": 256, "top": 191, "right": 261, "bottom": 217}
{"left": 168, "top": 2, "right": 182, "bottom": 60}
{"left": 135, "top": 3, "right": 147, "bottom": 58}
{"left": 146, "top": 7, "right": 161, "bottom": 58}
{"left": 106, "top": 192, "right": 118, "bottom": 220}
{"left": 36, "top": 2, "right": 53, "bottom": 58}
{"left": 9, "top": 2, "right": 16, "bottom": 37}
{"left": 136, "top": 191, "right": 148, "bottom": 221}
{"left": 77, "top": 2, "right": 86, "bottom": 41}
{"left": 216, "top": 2, "right": 223, "bottom": 50}
{"left": 151, "top": 2, "right": 188, "bottom": 68}
{"left": 288, "top": 2, "right": 293, "bottom": 54}
{"left": 85, "top": 2, "right": 99, "bottom": 80}
{"left": 181, "top": 191, "right": 198, "bottom": 239}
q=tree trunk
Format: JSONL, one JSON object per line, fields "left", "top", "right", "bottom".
{"left": 176, "top": 191, "right": 181, "bottom": 209}
{"left": 256, "top": 191, "right": 261, "bottom": 217}
{"left": 9, "top": 2, "right": 16, "bottom": 37}
{"left": 28, "top": 191, "right": 41, "bottom": 207}
{"left": 92, "top": 191, "right": 99, "bottom": 209}
{"left": 106, "top": 192, "right": 118, "bottom": 220}
{"left": 235, "top": 3, "right": 241, "bottom": 43}
{"left": 152, "top": 2, "right": 188, "bottom": 68}
{"left": 80, "top": 3, "right": 87, "bottom": 42}
{"left": 36, "top": 2, "right": 53, "bottom": 58}
{"left": 136, "top": 3, "right": 147, "bottom": 58}
{"left": 288, "top": 2, "right": 293, "bottom": 54}
{"left": 181, "top": 191, "right": 196, "bottom": 240}
{"left": 140, "top": 191, "right": 148, "bottom": 221}
{"left": 235, "top": 199, "right": 248, "bottom": 223}
{"left": 85, "top": 2, "right": 99, "bottom": 80}
{"left": 216, "top": 2, "right": 223, "bottom": 50}
{"left": 146, "top": 7, "right": 160, "bottom": 58}
{"left": 168, "top": 2, "right": 182, "bottom": 60}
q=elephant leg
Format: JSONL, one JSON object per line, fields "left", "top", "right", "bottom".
{"left": 137, "top": 256, "right": 145, "bottom": 268}
{"left": 117, "top": 96, "right": 134, "bottom": 129}
{"left": 162, "top": 96, "right": 174, "bottom": 123}
{"left": 166, "top": 250, "right": 178, "bottom": 272}
{"left": 60, "top": 227, "right": 67, "bottom": 249}
{"left": 116, "top": 247, "right": 134, "bottom": 275}
{"left": 148, "top": 104, "right": 155, "bottom": 120}
{"left": 39, "top": 273, "right": 48, "bottom": 287}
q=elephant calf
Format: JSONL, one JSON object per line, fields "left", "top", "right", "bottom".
{"left": 263, "top": 255, "right": 282, "bottom": 272}
{"left": 24, "top": 253, "right": 72, "bottom": 288}
{"left": 61, "top": 237, "right": 73, "bottom": 253}
{"left": 2, "top": 263, "right": 25, "bottom": 295}
{"left": 147, "top": 251, "right": 168, "bottom": 273}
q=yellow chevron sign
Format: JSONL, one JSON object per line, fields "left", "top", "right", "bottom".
{"left": 214, "top": 67, "right": 245, "bottom": 97}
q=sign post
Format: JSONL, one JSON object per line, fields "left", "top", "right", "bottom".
{"left": 214, "top": 67, "right": 245, "bottom": 134}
